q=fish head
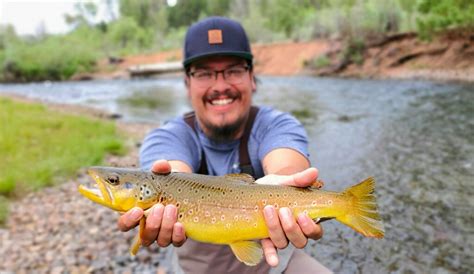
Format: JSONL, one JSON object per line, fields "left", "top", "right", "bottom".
{"left": 78, "top": 166, "right": 152, "bottom": 213}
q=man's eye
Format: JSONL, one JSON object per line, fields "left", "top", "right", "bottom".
{"left": 227, "top": 68, "right": 245, "bottom": 76}
{"left": 195, "top": 71, "right": 212, "bottom": 78}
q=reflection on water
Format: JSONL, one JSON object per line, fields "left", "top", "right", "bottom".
{"left": 1, "top": 77, "right": 473, "bottom": 273}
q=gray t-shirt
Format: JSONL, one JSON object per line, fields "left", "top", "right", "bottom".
{"left": 139, "top": 106, "right": 310, "bottom": 274}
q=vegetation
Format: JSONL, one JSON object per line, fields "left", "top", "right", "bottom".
{"left": 0, "top": 0, "right": 473, "bottom": 82}
{"left": 0, "top": 98, "right": 126, "bottom": 224}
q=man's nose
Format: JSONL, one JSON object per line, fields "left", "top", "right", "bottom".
{"left": 211, "top": 71, "right": 230, "bottom": 90}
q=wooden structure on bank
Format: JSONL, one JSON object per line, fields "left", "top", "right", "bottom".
{"left": 128, "top": 62, "right": 183, "bottom": 77}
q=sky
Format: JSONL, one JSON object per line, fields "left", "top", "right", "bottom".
{"left": 0, "top": 0, "right": 118, "bottom": 35}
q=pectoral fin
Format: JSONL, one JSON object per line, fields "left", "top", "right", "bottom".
{"left": 229, "top": 241, "right": 263, "bottom": 266}
{"left": 129, "top": 217, "right": 146, "bottom": 256}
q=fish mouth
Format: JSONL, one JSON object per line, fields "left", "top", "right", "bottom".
{"left": 78, "top": 169, "right": 119, "bottom": 210}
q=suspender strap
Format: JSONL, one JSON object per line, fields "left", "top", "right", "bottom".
{"left": 239, "top": 106, "right": 258, "bottom": 176}
{"left": 183, "top": 112, "right": 209, "bottom": 175}
{"left": 183, "top": 106, "right": 259, "bottom": 177}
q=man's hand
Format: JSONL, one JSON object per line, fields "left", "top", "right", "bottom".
{"left": 256, "top": 167, "right": 324, "bottom": 267}
{"left": 117, "top": 160, "right": 187, "bottom": 247}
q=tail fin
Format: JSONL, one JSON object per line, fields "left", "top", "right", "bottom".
{"left": 336, "top": 177, "right": 385, "bottom": 238}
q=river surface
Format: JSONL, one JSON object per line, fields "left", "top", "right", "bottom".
{"left": 1, "top": 76, "right": 473, "bottom": 273}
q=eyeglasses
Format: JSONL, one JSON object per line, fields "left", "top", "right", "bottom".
{"left": 188, "top": 65, "right": 250, "bottom": 87}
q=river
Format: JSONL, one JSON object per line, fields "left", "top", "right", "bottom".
{"left": 1, "top": 76, "right": 473, "bottom": 273}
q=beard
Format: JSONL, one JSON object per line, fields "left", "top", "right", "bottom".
{"left": 201, "top": 112, "right": 247, "bottom": 142}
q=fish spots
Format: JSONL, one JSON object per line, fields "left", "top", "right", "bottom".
{"left": 222, "top": 191, "right": 226, "bottom": 196}
{"left": 178, "top": 213, "right": 184, "bottom": 220}
{"left": 177, "top": 187, "right": 182, "bottom": 193}
{"left": 303, "top": 210, "right": 308, "bottom": 215}
{"left": 254, "top": 205, "right": 259, "bottom": 212}
{"left": 183, "top": 199, "right": 189, "bottom": 205}
{"left": 188, "top": 209, "right": 194, "bottom": 215}
{"left": 211, "top": 217, "right": 216, "bottom": 224}
{"left": 220, "top": 215, "right": 225, "bottom": 221}
{"left": 274, "top": 203, "right": 279, "bottom": 209}
{"left": 176, "top": 202, "right": 181, "bottom": 208}
{"left": 234, "top": 215, "right": 239, "bottom": 221}
{"left": 311, "top": 200, "right": 317, "bottom": 206}
{"left": 225, "top": 223, "right": 231, "bottom": 229}
{"left": 328, "top": 200, "right": 333, "bottom": 205}
{"left": 283, "top": 193, "right": 288, "bottom": 198}
{"left": 261, "top": 199, "right": 267, "bottom": 206}
{"left": 245, "top": 216, "right": 250, "bottom": 222}
{"left": 269, "top": 193, "right": 273, "bottom": 198}
{"left": 205, "top": 211, "right": 211, "bottom": 217}
{"left": 293, "top": 201, "right": 298, "bottom": 206}
{"left": 253, "top": 223, "right": 258, "bottom": 228}
{"left": 193, "top": 216, "right": 199, "bottom": 223}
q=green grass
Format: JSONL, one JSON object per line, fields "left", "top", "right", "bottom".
{"left": 0, "top": 98, "right": 126, "bottom": 224}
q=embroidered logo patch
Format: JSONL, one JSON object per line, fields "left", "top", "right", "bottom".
{"left": 208, "top": 29, "right": 223, "bottom": 44}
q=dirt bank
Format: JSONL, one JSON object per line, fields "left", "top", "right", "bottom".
{"left": 92, "top": 32, "right": 473, "bottom": 82}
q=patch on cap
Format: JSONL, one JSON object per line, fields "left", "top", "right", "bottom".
{"left": 208, "top": 29, "right": 223, "bottom": 44}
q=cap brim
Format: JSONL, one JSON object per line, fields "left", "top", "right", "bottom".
{"left": 183, "top": 52, "right": 253, "bottom": 67}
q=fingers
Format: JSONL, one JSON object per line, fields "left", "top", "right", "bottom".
{"left": 297, "top": 213, "right": 323, "bottom": 241}
{"left": 255, "top": 167, "right": 319, "bottom": 187}
{"left": 172, "top": 222, "right": 187, "bottom": 247}
{"left": 141, "top": 204, "right": 164, "bottom": 246}
{"left": 261, "top": 238, "right": 279, "bottom": 267}
{"left": 151, "top": 159, "right": 172, "bottom": 174}
{"left": 118, "top": 207, "right": 143, "bottom": 231}
{"left": 278, "top": 208, "right": 307, "bottom": 248}
{"left": 157, "top": 205, "right": 178, "bottom": 247}
{"left": 263, "top": 205, "right": 288, "bottom": 249}
{"left": 288, "top": 167, "right": 319, "bottom": 187}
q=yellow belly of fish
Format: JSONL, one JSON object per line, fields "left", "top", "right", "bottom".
{"left": 181, "top": 211, "right": 269, "bottom": 244}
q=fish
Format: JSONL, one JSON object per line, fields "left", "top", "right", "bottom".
{"left": 78, "top": 167, "right": 384, "bottom": 266}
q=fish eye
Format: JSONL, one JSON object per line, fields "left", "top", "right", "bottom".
{"left": 124, "top": 182, "right": 134, "bottom": 189}
{"left": 106, "top": 174, "right": 120, "bottom": 185}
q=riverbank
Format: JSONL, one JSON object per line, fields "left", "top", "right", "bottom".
{"left": 90, "top": 32, "right": 474, "bottom": 83}
{"left": 0, "top": 95, "right": 165, "bottom": 273}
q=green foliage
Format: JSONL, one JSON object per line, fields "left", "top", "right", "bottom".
{"left": 417, "top": 0, "right": 474, "bottom": 38}
{"left": 0, "top": 98, "right": 125, "bottom": 198}
{"left": 0, "top": 196, "right": 8, "bottom": 226}
{"left": 1, "top": 34, "right": 98, "bottom": 82}
{"left": 0, "top": 0, "right": 472, "bottom": 82}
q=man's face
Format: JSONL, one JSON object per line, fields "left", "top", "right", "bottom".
{"left": 186, "top": 56, "right": 256, "bottom": 140}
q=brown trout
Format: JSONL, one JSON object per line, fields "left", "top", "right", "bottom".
{"left": 78, "top": 167, "right": 384, "bottom": 266}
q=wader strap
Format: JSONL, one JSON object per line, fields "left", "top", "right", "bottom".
{"left": 183, "top": 106, "right": 259, "bottom": 177}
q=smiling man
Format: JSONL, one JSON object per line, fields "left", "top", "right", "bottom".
{"left": 118, "top": 17, "right": 331, "bottom": 274}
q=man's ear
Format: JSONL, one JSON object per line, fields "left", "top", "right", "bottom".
{"left": 250, "top": 72, "right": 257, "bottom": 93}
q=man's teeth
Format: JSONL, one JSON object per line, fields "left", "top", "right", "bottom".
{"left": 211, "top": 98, "right": 233, "bottom": 105}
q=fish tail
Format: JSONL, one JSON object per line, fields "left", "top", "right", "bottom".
{"left": 336, "top": 177, "right": 385, "bottom": 238}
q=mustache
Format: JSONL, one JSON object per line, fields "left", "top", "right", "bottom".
{"left": 205, "top": 90, "right": 241, "bottom": 101}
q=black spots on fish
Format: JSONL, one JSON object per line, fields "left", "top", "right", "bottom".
{"left": 106, "top": 174, "right": 120, "bottom": 185}
{"left": 288, "top": 201, "right": 293, "bottom": 206}
{"left": 139, "top": 196, "right": 143, "bottom": 201}
{"left": 269, "top": 193, "right": 273, "bottom": 198}
{"left": 176, "top": 202, "right": 181, "bottom": 208}
{"left": 159, "top": 196, "right": 165, "bottom": 203}
{"left": 274, "top": 203, "right": 279, "bottom": 209}
{"left": 229, "top": 189, "right": 233, "bottom": 193}
{"left": 221, "top": 191, "right": 226, "bottom": 196}
{"left": 194, "top": 189, "right": 199, "bottom": 194}
{"left": 188, "top": 209, "right": 194, "bottom": 215}
{"left": 177, "top": 187, "right": 182, "bottom": 193}
{"left": 201, "top": 195, "right": 205, "bottom": 200}
{"left": 276, "top": 193, "right": 280, "bottom": 198}
{"left": 178, "top": 213, "right": 184, "bottom": 220}
{"left": 283, "top": 193, "right": 288, "bottom": 198}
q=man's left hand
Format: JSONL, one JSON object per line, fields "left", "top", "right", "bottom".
{"left": 255, "top": 167, "right": 324, "bottom": 267}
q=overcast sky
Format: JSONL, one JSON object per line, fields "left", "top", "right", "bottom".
{"left": 0, "top": 0, "right": 118, "bottom": 35}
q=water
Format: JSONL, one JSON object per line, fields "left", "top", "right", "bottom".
{"left": 1, "top": 77, "right": 473, "bottom": 273}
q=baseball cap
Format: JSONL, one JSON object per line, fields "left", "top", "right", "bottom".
{"left": 183, "top": 16, "right": 253, "bottom": 67}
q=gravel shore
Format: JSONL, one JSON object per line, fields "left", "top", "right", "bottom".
{"left": 0, "top": 97, "right": 169, "bottom": 273}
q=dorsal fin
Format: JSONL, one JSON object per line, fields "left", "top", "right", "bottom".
{"left": 224, "top": 173, "right": 256, "bottom": 184}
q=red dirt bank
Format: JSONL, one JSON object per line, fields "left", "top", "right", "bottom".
{"left": 95, "top": 33, "right": 474, "bottom": 82}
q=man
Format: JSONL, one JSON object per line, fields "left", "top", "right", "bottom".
{"left": 118, "top": 17, "right": 331, "bottom": 273}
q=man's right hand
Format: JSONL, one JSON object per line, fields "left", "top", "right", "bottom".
{"left": 117, "top": 160, "right": 187, "bottom": 247}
